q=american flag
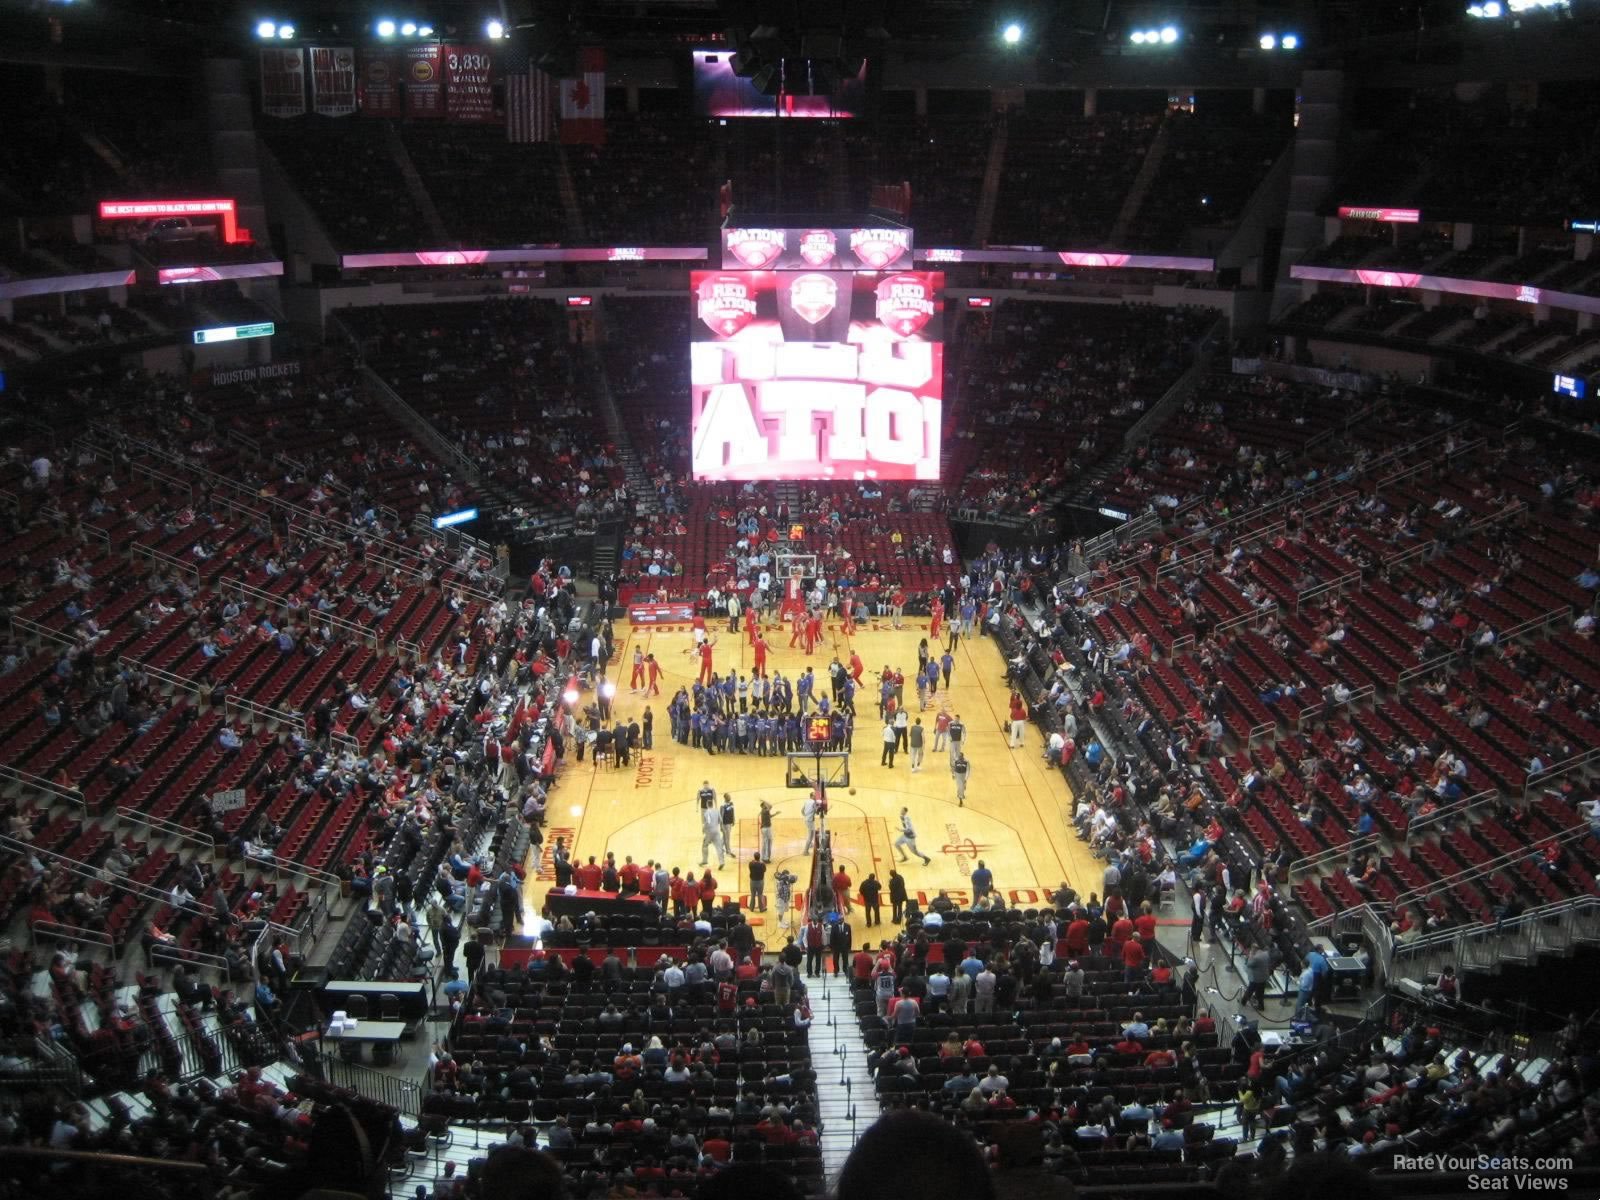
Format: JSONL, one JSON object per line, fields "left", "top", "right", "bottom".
{"left": 503, "top": 43, "right": 553, "bottom": 143}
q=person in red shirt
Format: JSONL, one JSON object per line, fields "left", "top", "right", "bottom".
{"left": 929, "top": 597, "right": 944, "bottom": 642}
{"left": 831, "top": 867, "right": 853, "bottom": 912}
{"left": 735, "top": 956, "right": 759, "bottom": 981}
{"left": 789, "top": 608, "right": 804, "bottom": 648}
{"left": 697, "top": 638, "right": 716, "bottom": 686}
{"left": 646, "top": 654, "right": 662, "bottom": 697}
{"left": 1110, "top": 914, "right": 1134, "bottom": 949}
{"left": 1065, "top": 914, "right": 1091, "bottom": 955}
{"left": 805, "top": 612, "right": 822, "bottom": 654}
{"left": 841, "top": 592, "right": 856, "bottom": 635}
{"left": 752, "top": 634, "right": 768, "bottom": 677}
{"left": 1151, "top": 962, "right": 1174, "bottom": 985}
{"left": 1121, "top": 936, "right": 1146, "bottom": 981}
{"left": 853, "top": 947, "right": 875, "bottom": 981}
{"left": 1113, "top": 1036, "right": 1144, "bottom": 1057}
{"left": 699, "top": 869, "right": 719, "bottom": 917}
{"left": 1104, "top": 891, "right": 1126, "bottom": 923}
{"left": 703, "top": 1134, "right": 732, "bottom": 1163}
{"left": 1133, "top": 902, "right": 1158, "bottom": 946}
{"left": 671, "top": 870, "right": 694, "bottom": 917}
{"left": 849, "top": 652, "right": 865, "bottom": 686}
{"left": 1144, "top": 1046, "right": 1176, "bottom": 1068}
{"left": 575, "top": 856, "right": 603, "bottom": 891}
{"left": 630, "top": 647, "right": 647, "bottom": 691}
{"left": 619, "top": 859, "right": 640, "bottom": 895}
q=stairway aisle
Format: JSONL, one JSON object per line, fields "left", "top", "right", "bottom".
{"left": 806, "top": 966, "right": 875, "bottom": 1184}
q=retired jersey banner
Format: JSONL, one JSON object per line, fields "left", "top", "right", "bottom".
{"left": 359, "top": 50, "right": 401, "bottom": 117}
{"left": 309, "top": 47, "right": 357, "bottom": 117}
{"left": 403, "top": 43, "right": 444, "bottom": 118}
{"left": 444, "top": 45, "right": 495, "bottom": 123}
{"left": 260, "top": 47, "right": 306, "bottom": 118}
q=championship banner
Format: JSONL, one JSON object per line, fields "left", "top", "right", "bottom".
{"left": 260, "top": 47, "right": 306, "bottom": 119}
{"left": 559, "top": 46, "right": 605, "bottom": 145}
{"left": 310, "top": 46, "right": 357, "bottom": 117}
{"left": 359, "top": 50, "right": 402, "bottom": 117}
{"left": 403, "top": 44, "right": 444, "bottom": 118}
{"left": 444, "top": 44, "right": 495, "bottom": 123}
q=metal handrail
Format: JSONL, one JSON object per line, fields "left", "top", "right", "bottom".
{"left": 1296, "top": 569, "right": 1363, "bottom": 615}
{"left": 7, "top": 612, "right": 78, "bottom": 649}
{"left": 30, "top": 919, "right": 115, "bottom": 953}
{"left": 1295, "top": 682, "right": 1377, "bottom": 731}
{"left": 220, "top": 574, "right": 376, "bottom": 647}
{"left": 1392, "top": 894, "right": 1600, "bottom": 963}
{"left": 1396, "top": 649, "right": 1461, "bottom": 689}
{"left": 0, "top": 762, "right": 85, "bottom": 810}
{"left": 1289, "top": 833, "right": 1382, "bottom": 880}
{"left": 1392, "top": 820, "right": 1592, "bottom": 909}
{"left": 117, "top": 807, "right": 215, "bottom": 853}
{"left": 1216, "top": 601, "right": 1279, "bottom": 637}
{"left": 129, "top": 541, "right": 203, "bottom": 584}
{"left": 1524, "top": 746, "right": 1600, "bottom": 803}
{"left": 1403, "top": 786, "right": 1501, "bottom": 839}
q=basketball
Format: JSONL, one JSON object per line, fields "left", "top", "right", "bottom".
{"left": 849, "top": 788, "right": 856, "bottom": 795}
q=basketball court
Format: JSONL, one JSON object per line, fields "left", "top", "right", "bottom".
{"left": 524, "top": 610, "right": 1099, "bottom": 930}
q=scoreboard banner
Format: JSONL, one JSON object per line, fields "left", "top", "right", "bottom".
{"left": 310, "top": 47, "right": 357, "bottom": 118}
{"left": 722, "top": 225, "right": 914, "bottom": 272}
{"left": 260, "top": 47, "right": 306, "bottom": 118}
{"left": 690, "top": 268, "right": 945, "bottom": 482}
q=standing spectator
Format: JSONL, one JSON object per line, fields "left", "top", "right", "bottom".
{"left": 908, "top": 718, "right": 925, "bottom": 772}
{"left": 748, "top": 854, "right": 767, "bottom": 912}
{"left": 860, "top": 873, "right": 883, "bottom": 927}
{"left": 880, "top": 721, "right": 898, "bottom": 767}
{"left": 1007, "top": 692, "right": 1028, "bottom": 748}
{"left": 1244, "top": 944, "right": 1273, "bottom": 1010}
{"left": 889, "top": 869, "right": 908, "bottom": 924}
{"left": 758, "top": 800, "right": 775, "bottom": 862}
{"left": 974, "top": 964, "right": 997, "bottom": 1014}
{"left": 971, "top": 860, "right": 993, "bottom": 902}
{"left": 802, "top": 916, "right": 826, "bottom": 977}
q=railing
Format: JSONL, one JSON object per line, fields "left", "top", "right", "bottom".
{"left": 223, "top": 692, "right": 361, "bottom": 760}
{"left": 1524, "top": 746, "right": 1600, "bottom": 804}
{"left": 1216, "top": 601, "right": 1279, "bottom": 637}
{"left": 1294, "top": 682, "right": 1376, "bottom": 731}
{"left": 124, "top": 455, "right": 195, "bottom": 501}
{"left": 1289, "top": 833, "right": 1382, "bottom": 881}
{"left": 30, "top": 919, "right": 115, "bottom": 955}
{"left": 117, "top": 807, "right": 215, "bottom": 854}
{"left": 220, "top": 574, "right": 380, "bottom": 646}
{"left": 0, "top": 762, "right": 86, "bottom": 810}
{"left": 361, "top": 366, "right": 482, "bottom": 484}
{"left": 1296, "top": 569, "right": 1362, "bottom": 615}
{"left": 129, "top": 541, "right": 202, "bottom": 584}
{"left": 1392, "top": 820, "right": 1594, "bottom": 909}
{"left": 319, "top": 1055, "right": 424, "bottom": 1116}
{"left": 1123, "top": 337, "right": 1217, "bottom": 450}
{"left": 1396, "top": 649, "right": 1461, "bottom": 690}
{"left": 1393, "top": 894, "right": 1600, "bottom": 971}
{"left": 1382, "top": 539, "right": 1436, "bottom": 570}
{"left": 1403, "top": 786, "right": 1500, "bottom": 839}
{"left": 7, "top": 612, "right": 78, "bottom": 649}
{"left": 2, "top": 1035, "right": 87, "bottom": 1097}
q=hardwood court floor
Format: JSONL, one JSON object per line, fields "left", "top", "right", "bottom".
{"left": 525, "top": 613, "right": 1098, "bottom": 933}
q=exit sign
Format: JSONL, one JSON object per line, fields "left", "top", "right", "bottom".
{"left": 193, "top": 321, "right": 275, "bottom": 345}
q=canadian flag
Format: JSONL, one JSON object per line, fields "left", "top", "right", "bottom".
{"left": 559, "top": 46, "right": 605, "bottom": 145}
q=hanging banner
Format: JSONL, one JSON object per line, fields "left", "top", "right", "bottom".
{"left": 309, "top": 46, "right": 357, "bottom": 117}
{"left": 444, "top": 44, "right": 495, "bottom": 123}
{"left": 259, "top": 47, "right": 306, "bottom": 119}
{"left": 403, "top": 43, "right": 444, "bottom": 118}
{"left": 359, "top": 50, "right": 402, "bottom": 117}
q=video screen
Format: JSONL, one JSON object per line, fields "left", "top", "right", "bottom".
{"left": 723, "top": 225, "right": 912, "bottom": 272}
{"left": 689, "top": 269, "right": 944, "bottom": 482}
{"left": 693, "top": 50, "right": 865, "bottom": 119}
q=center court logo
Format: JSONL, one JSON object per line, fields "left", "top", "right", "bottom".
{"left": 787, "top": 273, "right": 838, "bottom": 325}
